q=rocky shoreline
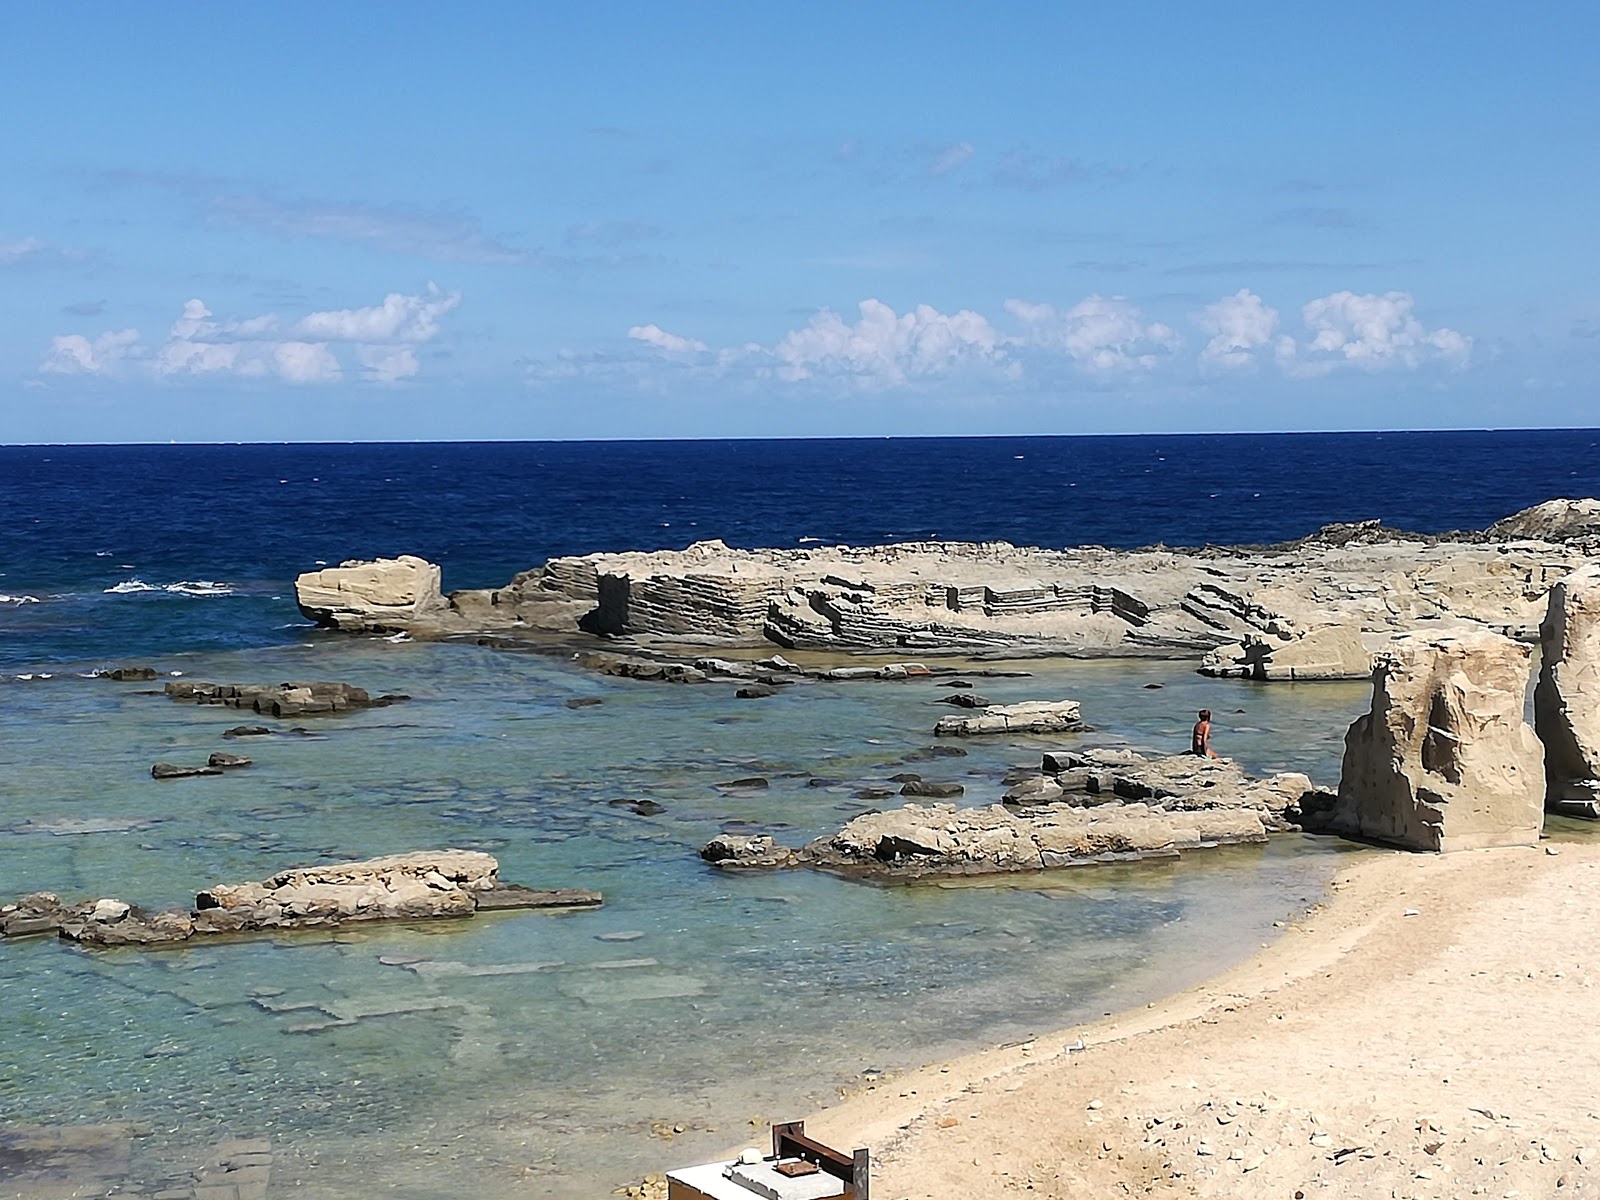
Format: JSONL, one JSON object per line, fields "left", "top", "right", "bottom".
{"left": 295, "top": 499, "right": 1600, "bottom": 674}
{"left": 282, "top": 497, "right": 1600, "bottom": 884}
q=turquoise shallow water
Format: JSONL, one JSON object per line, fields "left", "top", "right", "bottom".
{"left": 0, "top": 638, "right": 1373, "bottom": 1197}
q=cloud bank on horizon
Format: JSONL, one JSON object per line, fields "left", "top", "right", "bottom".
{"left": 1, "top": 4, "right": 1595, "bottom": 440}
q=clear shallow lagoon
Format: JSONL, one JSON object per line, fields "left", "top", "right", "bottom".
{"left": 1, "top": 637, "right": 1370, "bottom": 1197}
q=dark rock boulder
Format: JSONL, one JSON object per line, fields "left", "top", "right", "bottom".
{"left": 151, "top": 762, "right": 224, "bottom": 780}
{"left": 900, "top": 779, "right": 964, "bottom": 798}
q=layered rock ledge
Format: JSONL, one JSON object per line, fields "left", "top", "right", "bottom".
{"left": 0, "top": 851, "right": 601, "bottom": 946}
{"left": 702, "top": 750, "right": 1330, "bottom": 881}
{"left": 295, "top": 500, "right": 1596, "bottom": 664}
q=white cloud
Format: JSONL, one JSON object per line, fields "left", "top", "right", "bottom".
{"left": 628, "top": 324, "right": 709, "bottom": 354}
{"left": 929, "top": 142, "right": 975, "bottom": 176}
{"left": 40, "top": 329, "right": 141, "bottom": 375}
{"left": 39, "top": 286, "right": 458, "bottom": 385}
{"left": 1280, "top": 290, "right": 1471, "bottom": 375}
{"left": 1006, "top": 295, "right": 1178, "bottom": 372}
{"left": 355, "top": 344, "right": 419, "bottom": 384}
{"left": 1197, "top": 289, "right": 1280, "bottom": 370}
{"left": 274, "top": 342, "right": 343, "bottom": 384}
{"left": 769, "top": 299, "right": 1007, "bottom": 386}
{"left": 0, "top": 236, "right": 48, "bottom": 266}
{"left": 297, "top": 285, "right": 460, "bottom": 343}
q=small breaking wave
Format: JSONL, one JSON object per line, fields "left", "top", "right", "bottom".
{"left": 0, "top": 593, "right": 42, "bottom": 605}
{"left": 104, "top": 578, "right": 237, "bottom": 597}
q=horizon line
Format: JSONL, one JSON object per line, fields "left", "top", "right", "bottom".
{"left": 3, "top": 424, "right": 1597, "bottom": 449}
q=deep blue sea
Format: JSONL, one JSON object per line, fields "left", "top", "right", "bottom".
{"left": 2, "top": 430, "right": 1598, "bottom": 672}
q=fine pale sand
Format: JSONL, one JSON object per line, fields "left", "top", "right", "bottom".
{"left": 803, "top": 841, "right": 1600, "bottom": 1198}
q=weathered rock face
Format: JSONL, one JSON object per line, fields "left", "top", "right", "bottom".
{"left": 1327, "top": 630, "right": 1544, "bottom": 851}
{"left": 934, "top": 699, "right": 1086, "bottom": 737}
{"left": 1535, "top": 564, "right": 1600, "bottom": 815}
{"left": 1487, "top": 498, "right": 1600, "bottom": 544}
{"left": 295, "top": 555, "right": 449, "bottom": 632}
{"left": 293, "top": 502, "right": 1593, "bottom": 658}
{"left": 1199, "top": 622, "right": 1372, "bottom": 681}
{"left": 3, "top": 852, "right": 602, "bottom": 947}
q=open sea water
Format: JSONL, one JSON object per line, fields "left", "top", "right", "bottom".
{"left": 0, "top": 430, "right": 1596, "bottom": 1198}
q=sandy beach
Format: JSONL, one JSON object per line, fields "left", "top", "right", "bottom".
{"left": 800, "top": 839, "right": 1600, "bottom": 1198}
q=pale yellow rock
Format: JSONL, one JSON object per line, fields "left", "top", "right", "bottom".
{"left": 1329, "top": 629, "right": 1544, "bottom": 851}
{"left": 1536, "top": 564, "right": 1600, "bottom": 815}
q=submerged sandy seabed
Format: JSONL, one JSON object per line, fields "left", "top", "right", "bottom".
{"left": 798, "top": 836, "right": 1600, "bottom": 1198}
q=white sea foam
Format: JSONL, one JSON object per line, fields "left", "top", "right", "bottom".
{"left": 0, "top": 593, "right": 42, "bottom": 605}
{"left": 166, "top": 580, "right": 236, "bottom": 596}
{"left": 10, "top": 672, "right": 54, "bottom": 681}
{"left": 104, "top": 578, "right": 236, "bottom": 597}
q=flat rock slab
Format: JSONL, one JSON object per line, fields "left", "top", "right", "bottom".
{"left": 558, "top": 973, "right": 708, "bottom": 1004}
{"left": 399, "top": 959, "right": 565, "bottom": 978}
{"left": 474, "top": 885, "right": 602, "bottom": 910}
{"left": 0, "top": 1122, "right": 136, "bottom": 1190}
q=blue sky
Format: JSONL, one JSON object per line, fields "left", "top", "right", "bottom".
{"left": 3, "top": 2, "right": 1597, "bottom": 442}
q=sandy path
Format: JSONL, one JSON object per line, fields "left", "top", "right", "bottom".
{"left": 803, "top": 841, "right": 1600, "bottom": 1198}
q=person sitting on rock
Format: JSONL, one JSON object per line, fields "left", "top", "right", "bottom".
{"left": 1191, "top": 709, "right": 1222, "bottom": 759}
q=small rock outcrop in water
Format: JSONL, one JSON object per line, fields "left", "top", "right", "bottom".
{"left": 1535, "top": 564, "right": 1600, "bottom": 816}
{"left": 294, "top": 555, "right": 451, "bottom": 632}
{"left": 699, "top": 752, "right": 1328, "bottom": 880}
{"left": 933, "top": 699, "right": 1087, "bottom": 737}
{"left": 0, "top": 852, "right": 601, "bottom": 946}
{"left": 1325, "top": 630, "right": 1544, "bottom": 851}
{"left": 165, "top": 679, "right": 406, "bottom": 716}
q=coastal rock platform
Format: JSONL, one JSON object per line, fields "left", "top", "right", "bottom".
{"left": 294, "top": 500, "right": 1596, "bottom": 668}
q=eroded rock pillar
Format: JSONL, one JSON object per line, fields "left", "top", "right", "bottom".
{"left": 1330, "top": 629, "right": 1543, "bottom": 851}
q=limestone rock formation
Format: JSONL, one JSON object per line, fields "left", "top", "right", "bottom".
{"left": 295, "top": 555, "right": 450, "bottom": 632}
{"left": 1535, "top": 564, "right": 1600, "bottom": 815}
{"left": 933, "top": 699, "right": 1086, "bottom": 737}
{"left": 1199, "top": 622, "right": 1372, "bottom": 681}
{"left": 1016, "top": 748, "right": 1324, "bottom": 829}
{"left": 1326, "top": 629, "right": 1544, "bottom": 851}
{"left": 1487, "top": 498, "right": 1600, "bottom": 544}
{"left": 698, "top": 753, "right": 1315, "bottom": 879}
{"left": 804, "top": 801, "right": 1268, "bottom": 878}
{"left": 2, "top": 852, "right": 602, "bottom": 947}
{"left": 293, "top": 502, "right": 1594, "bottom": 658}
{"left": 193, "top": 849, "right": 500, "bottom": 932}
